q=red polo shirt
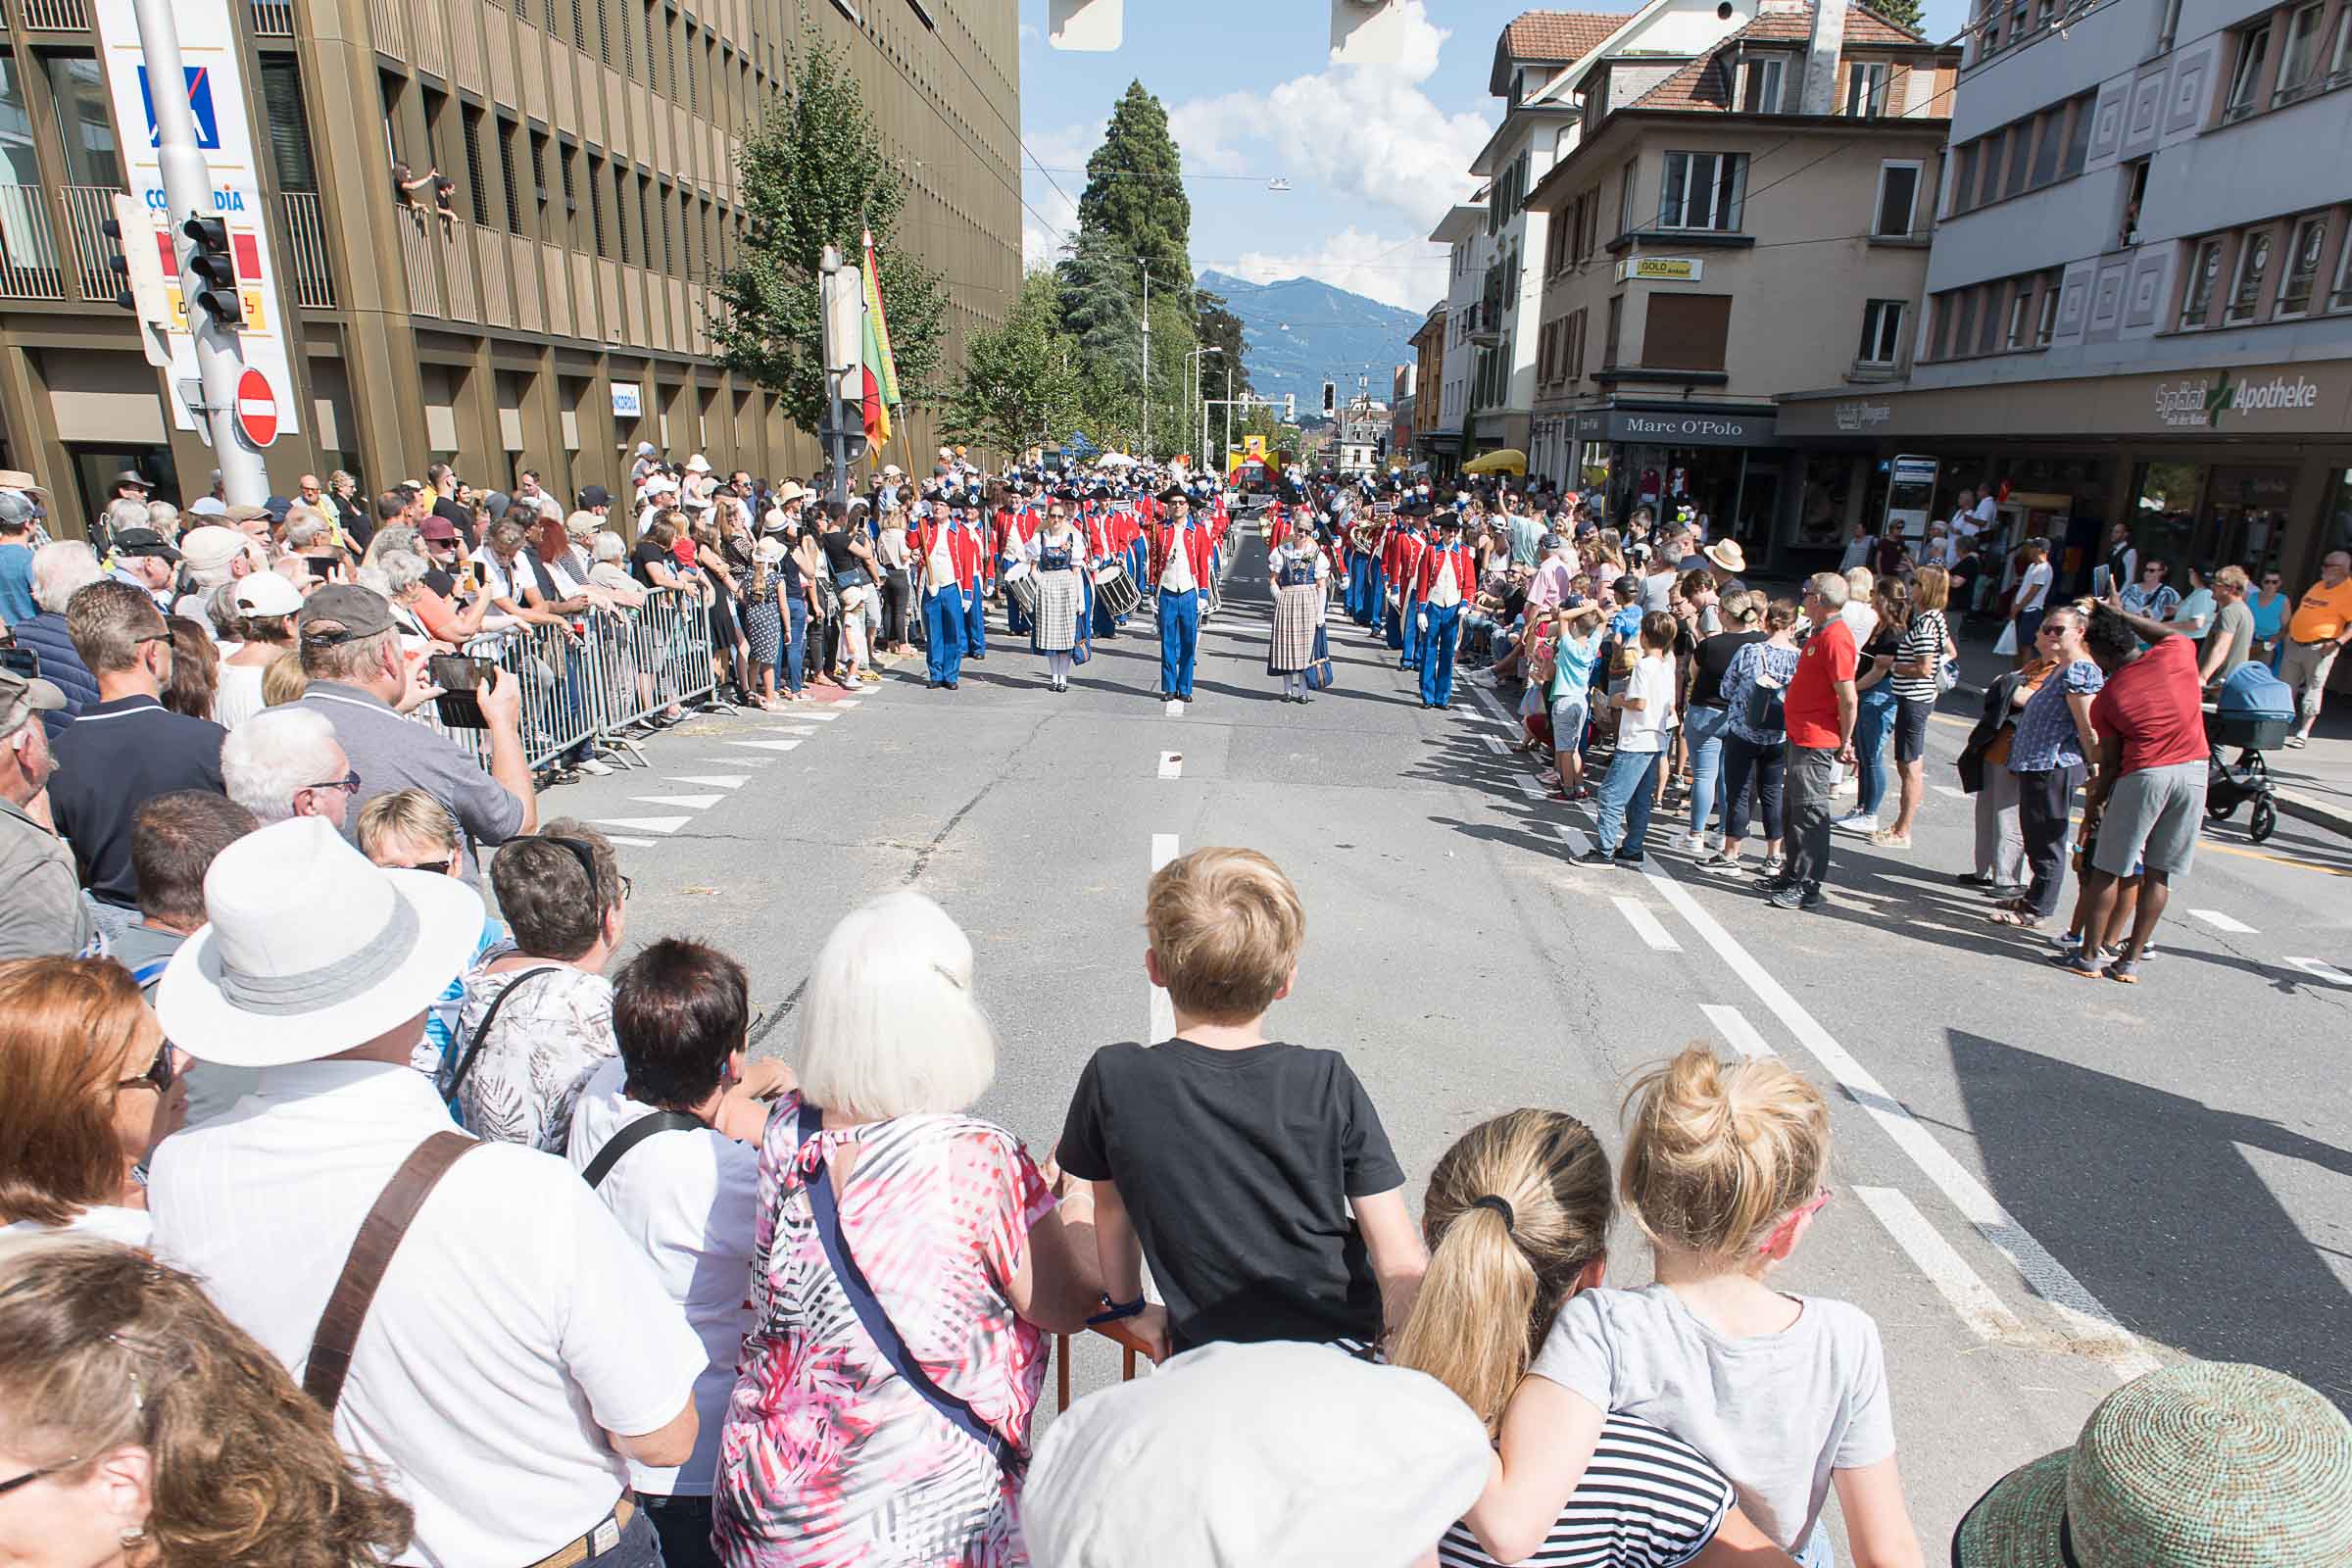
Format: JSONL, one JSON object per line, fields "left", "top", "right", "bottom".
{"left": 1786, "top": 614, "right": 1858, "bottom": 751}
{"left": 2088, "top": 634, "right": 2206, "bottom": 775}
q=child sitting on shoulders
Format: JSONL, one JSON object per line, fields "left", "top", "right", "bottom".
{"left": 1055, "top": 846, "right": 1427, "bottom": 1357}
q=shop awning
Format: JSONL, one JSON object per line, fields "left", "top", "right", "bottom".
{"left": 1463, "top": 448, "right": 1527, "bottom": 475}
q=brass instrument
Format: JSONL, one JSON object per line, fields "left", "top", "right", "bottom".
{"left": 1349, "top": 516, "right": 1383, "bottom": 555}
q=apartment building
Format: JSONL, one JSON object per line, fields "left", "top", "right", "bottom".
{"left": 1778, "top": 0, "right": 2352, "bottom": 602}
{"left": 1407, "top": 301, "right": 1446, "bottom": 466}
{"left": 1523, "top": 0, "right": 1955, "bottom": 558}
{"left": 0, "top": 0, "right": 1017, "bottom": 526}
{"left": 1427, "top": 200, "right": 1491, "bottom": 474}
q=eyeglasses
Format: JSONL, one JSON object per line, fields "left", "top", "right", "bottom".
{"left": 2035, "top": 625, "right": 2064, "bottom": 638}
{"left": 116, "top": 1039, "right": 175, "bottom": 1095}
{"left": 403, "top": 858, "right": 454, "bottom": 876}
{"left": 305, "top": 769, "right": 362, "bottom": 797}
{"left": 2141, "top": 567, "right": 2165, "bottom": 576}
{"left": 0, "top": 1459, "right": 75, "bottom": 1497}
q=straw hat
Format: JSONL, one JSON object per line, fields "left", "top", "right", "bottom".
{"left": 1704, "top": 539, "right": 1747, "bottom": 574}
{"left": 1954, "top": 1362, "right": 2352, "bottom": 1568}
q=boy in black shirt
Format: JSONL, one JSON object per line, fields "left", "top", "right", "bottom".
{"left": 1056, "top": 847, "right": 1426, "bottom": 1356}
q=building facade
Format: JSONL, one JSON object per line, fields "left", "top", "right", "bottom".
{"left": 0, "top": 0, "right": 1017, "bottom": 526}
{"left": 1778, "top": 0, "right": 2352, "bottom": 613}
{"left": 1407, "top": 300, "right": 1446, "bottom": 466}
{"left": 1429, "top": 200, "right": 1491, "bottom": 474}
{"left": 1523, "top": 0, "right": 1955, "bottom": 558}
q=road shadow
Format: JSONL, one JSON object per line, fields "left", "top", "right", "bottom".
{"left": 1945, "top": 1030, "right": 2352, "bottom": 1407}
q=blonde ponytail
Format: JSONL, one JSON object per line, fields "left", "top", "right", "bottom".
{"left": 1619, "top": 1043, "right": 1830, "bottom": 1264}
{"left": 1391, "top": 1109, "right": 1613, "bottom": 1434}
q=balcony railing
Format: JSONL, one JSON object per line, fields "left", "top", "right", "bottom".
{"left": 397, "top": 206, "right": 444, "bottom": 318}
{"left": 0, "top": 187, "right": 65, "bottom": 300}
{"left": 58, "top": 184, "right": 122, "bottom": 304}
{"left": 16, "top": 0, "right": 89, "bottom": 26}
{"left": 250, "top": 0, "right": 296, "bottom": 34}
{"left": 278, "top": 190, "right": 336, "bottom": 308}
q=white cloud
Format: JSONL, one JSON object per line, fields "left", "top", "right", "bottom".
{"left": 1209, "top": 225, "right": 1446, "bottom": 313}
{"left": 1021, "top": 119, "right": 1102, "bottom": 223}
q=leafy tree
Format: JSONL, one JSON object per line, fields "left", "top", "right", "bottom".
{"left": 1077, "top": 82, "right": 1194, "bottom": 301}
{"left": 1056, "top": 230, "right": 1142, "bottom": 369}
{"left": 1194, "top": 289, "right": 1252, "bottom": 403}
{"left": 712, "top": 28, "right": 947, "bottom": 431}
{"left": 1860, "top": 0, "right": 1925, "bottom": 33}
{"left": 941, "top": 269, "right": 1084, "bottom": 457}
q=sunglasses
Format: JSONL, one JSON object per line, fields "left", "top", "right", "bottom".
{"left": 401, "top": 858, "right": 453, "bottom": 876}
{"left": 116, "top": 1039, "right": 175, "bottom": 1095}
{"left": 305, "top": 769, "right": 362, "bottom": 797}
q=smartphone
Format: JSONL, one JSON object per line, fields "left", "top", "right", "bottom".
{"left": 305, "top": 555, "right": 335, "bottom": 581}
{"left": 427, "top": 654, "right": 498, "bottom": 729}
{"left": 0, "top": 644, "right": 36, "bottom": 681}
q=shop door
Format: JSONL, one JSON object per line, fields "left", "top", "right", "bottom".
{"left": 1733, "top": 463, "right": 1781, "bottom": 553}
{"left": 68, "top": 443, "right": 181, "bottom": 524}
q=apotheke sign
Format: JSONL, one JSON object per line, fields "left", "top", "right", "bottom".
{"left": 2154, "top": 369, "right": 2321, "bottom": 428}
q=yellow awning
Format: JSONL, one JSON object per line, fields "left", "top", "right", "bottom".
{"left": 1463, "top": 448, "right": 1527, "bottom": 475}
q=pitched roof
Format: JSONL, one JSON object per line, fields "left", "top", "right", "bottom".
{"left": 1622, "top": 3, "right": 1937, "bottom": 114}
{"left": 1493, "top": 9, "right": 1641, "bottom": 94}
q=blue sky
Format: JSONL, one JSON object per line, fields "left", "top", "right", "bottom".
{"left": 1015, "top": 0, "right": 1969, "bottom": 311}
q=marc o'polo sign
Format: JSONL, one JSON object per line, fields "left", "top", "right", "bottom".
{"left": 1607, "top": 410, "right": 1775, "bottom": 445}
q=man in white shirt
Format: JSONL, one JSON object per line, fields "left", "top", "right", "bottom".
{"left": 1149, "top": 487, "right": 1210, "bottom": 702}
{"left": 149, "top": 819, "right": 703, "bottom": 1568}
{"left": 1578, "top": 610, "right": 1680, "bottom": 868}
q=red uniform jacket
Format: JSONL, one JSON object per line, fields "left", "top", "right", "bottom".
{"left": 914, "top": 518, "right": 983, "bottom": 593}
{"left": 1110, "top": 506, "right": 1143, "bottom": 553}
{"left": 1386, "top": 527, "right": 1427, "bottom": 592}
{"left": 1147, "top": 518, "right": 1218, "bottom": 592}
{"left": 1083, "top": 512, "right": 1115, "bottom": 562}
{"left": 1411, "top": 540, "right": 1477, "bottom": 606}
{"left": 993, "top": 506, "right": 1037, "bottom": 563}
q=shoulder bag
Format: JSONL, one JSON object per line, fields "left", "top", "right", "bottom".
{"left": 582, "top": 1108, "right": 707, "bottom": 1189}
{"left": 1742, "top": 666, "right": 1786, "bottom": 736}
{"left": 304, "top": 1132, "right": 479, "bottom": 1413}
{"left": 795, "top": 1102, "right": 1024, "bottom": 1476}
{"left": 1304, "top": 623, "right": 1337, "bottom": 693}
{"left": 440, "top": 965, "right": 563, "bottom": 1106}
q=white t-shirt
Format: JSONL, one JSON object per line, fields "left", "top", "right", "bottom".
{"left": 1838, "top": 601, "right": 1879, "bottom": 649}
{"left": 1617, "top": 654, "right": 1679, "bottom": 753}
{"left": 564, "top": 1058, "right": 759, "bottom": 1497}
{"left": 5, "top": 1205, "right": 154, "bottom": 1248}
{"left": 1529, "top": 1282, "right": 1895, "bottom": 1554}
{"left": 150, "top": 1060, "right": 706, "bottom": 1567}
{"left": 2016, "top": 560, "right": 2053, "bottom": 612}
{"left": 214, "top": 661, "right": 270, "bottom": 730}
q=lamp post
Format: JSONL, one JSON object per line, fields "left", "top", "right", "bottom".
{"left": 1187, "top": 346, "right": 1221, "bottom": 474}
{"left": 1135, "top": 257, "right": 1151, "bottom": 458}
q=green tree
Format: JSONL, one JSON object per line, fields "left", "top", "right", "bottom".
{"left": 1077, "top": 82, "right": 1194, "bottom": 301}
{"left": 941, "top": 269, "right": 1084, "bottom": 456}
{"left": 712, "top": 29, "right": 948, "bottom": 432}
{"left": 1860, "top": 0, "right": 1925, "bottom": 33}
{"left": 1194, "top": 289, "right": 1252, "bottom": 402}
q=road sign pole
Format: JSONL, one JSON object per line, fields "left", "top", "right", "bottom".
{"left": 132, "top": 0, "right": 267, "bottom": 504}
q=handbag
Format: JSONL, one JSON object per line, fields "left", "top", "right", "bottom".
{"left": 795, "top": 1102, "right": 1024, "bottom": 1475}
{"left": 1304, "top": 624, "right": 1337, "bottom": 692}
{"left": 1742, "top": 673, "right": 1786, "bottom": 735}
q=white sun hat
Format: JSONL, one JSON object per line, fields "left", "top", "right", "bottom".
{"left": 156, "top": 817, "right": 485, "bottom": 1067}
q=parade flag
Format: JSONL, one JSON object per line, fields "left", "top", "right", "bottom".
{"left": 858, "top": 228, "right": 902, "bottom": 445}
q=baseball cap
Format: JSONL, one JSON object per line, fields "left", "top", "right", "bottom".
{"left": 187, "top": 497, "right": 227, "bottom": 517}
{"left": 0, "top": 492, "right": 33, "bottom": 528}
{"left": 1539, "top": 532, "right": 1563, "bottom": 552}
{"left": 232, "top": 572, "right": 305, "bottom": 617}
{"left": 418, "top": 514, "right": 460, "bottom": 543}
{"left": 578, "top": 485, "right": 612, "bottom": 510}
{"left": 297, "top": 584, "right": 395, "bottom": 644}
{"left": 1612, "top": 573, "right": 1641, "bottom": 594}
{"left": 0, "top": 663, "right": 66, "bottom": 739}
{"left": 112, "top": 528, "right": 180, "bottom": 561}
{"left": 177, "top": 525, "right": 247, "bottom": 574}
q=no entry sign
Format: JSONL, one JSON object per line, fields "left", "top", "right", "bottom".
{"left": 236, "top": 367, "right": 277, "bottom": 448}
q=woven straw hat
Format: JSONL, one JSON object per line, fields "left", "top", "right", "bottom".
{"left": 1954, "top": 1362, "right": 2352, "bottom": 1567}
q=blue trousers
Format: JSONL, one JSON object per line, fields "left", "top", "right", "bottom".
{"left": 1594, "top": 747, "right": 1665, "bottom": 860}
{"left": 782, "top": 595, "right": 808, "bottom": 694}
{"left": 1398, "top": 599, "right": 1424, "bottom": 669}
{"left": 1855, "top": 685, "right": 1897, "bottom": 818}
{"left": 1420, "top": 601, "right": 1462, "bottom": 707}
{"left": 963, "top": 582, "right": 990, "bottom": 656}
{"left": 1126, "top": 540, "right": 1148, "bottom": 620}
{"left": 1159, "top": 587, "right": 1200, "bottom": 699}
{"left": 1385, "top": 592, "right": 1405, "bottom": 652}
{"left": 1685, "top": 705, "right": 1731, "bottom": 835}
{"left": 1077, "top": 575, "right": 1095, "bottom": 656}
{"left": 1003, "top": 561, "right": 1030, "bottom": 635}
{"left": 1367, "top": 564, "right": 1385, "bottom": 624}
{"left": 1347, "top": 556, "right": 1371, "bottom": 622}
{"left": 924, "top": 586, "right": 966, "bottom": 684}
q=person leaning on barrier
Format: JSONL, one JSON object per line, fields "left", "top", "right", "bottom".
{"left": 293, "top": 584, "right": 533, "bottom": 881}
{"left": 383, "top": 543, "right": 488, "bottom": 649}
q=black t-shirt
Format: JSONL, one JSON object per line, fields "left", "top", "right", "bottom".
{"left": 422, "top": 563, "right": 458, "bottom": 599}
{"left": 1057, "top": 1038, "right": 1405, "bottom": 1353}
{"left": 1691, "top": 629, "right": 1765, "bottom": 709}
{"left": 818, "top": 530, "right": 858, "bottom": 578}
{"left": 433, "top": 496, "right": 476, "bottom": 551}
{"left": 629, "top": 539, "right": 671, "bottom": 587}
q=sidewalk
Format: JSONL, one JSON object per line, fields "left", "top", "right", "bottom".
{"left": 1946, "top": 615, "right": 2352, "bottom": 840}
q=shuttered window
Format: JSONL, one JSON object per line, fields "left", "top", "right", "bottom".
{"left": 1641, "top": 293, "right": 1732, "bottom": 371}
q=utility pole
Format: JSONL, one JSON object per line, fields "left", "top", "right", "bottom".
{"left": 1136, "top": 257, "right": 1151, "bottom": 459}
{"left": 818, "top": 244, "right": 855, "bottom": 508}
{"left": 133, "top": 0, "right": 266, "bottom": 504}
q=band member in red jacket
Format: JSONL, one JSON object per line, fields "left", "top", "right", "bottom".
{"left": 915, "top": 502, "right": 982, "bottom": 689}
{"left": 1147, "top": 488, "right": 1218, "bottom": 703}
{"left": 992, "top": 486, "right": 1040, "bottom": 636}
{"left": 1385, "top": 504, "right": 1431, "bottom": 669}
{"left": 1409, "top": 512, "right": 1478, "bottom": 710}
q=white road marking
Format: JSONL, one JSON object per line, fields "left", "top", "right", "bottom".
{"left": 1482, "top": 735, "right": 1510, "bottom": 757}
{"left": 1639, "top": 866, "right": 2159, "bottom": 1379}
{"left": 762, "top": 725, "right": 817, "bottom": 736}
{"left": 1551, "top": 818, "right": 1593, "bottom": 856}
{"left": 1613, "top": 895, "right": 1682, "bottom": 952}
{"left": 726, "top": 739, "right": 804, "bottom": 752}
{"left": 799, "top": 710, "right": 842, "bottom": 721}
{"left": 1166, "top": 699, "right": 1185, "bottom": 717}
{"left": 2187, "top": 908, "right": 2256, "bottom": 934}
{"left": 2288, "top": 957, "right": 2352, "bottom": 986}
{"left": 1513, "top": 775, "right": 1546, "bottom": 802}
{"left": 1157, "top": 752, "right": 1183, "bottom": 779}
{"left": 600, "top": 835, "right": 657, "bottom": 847}
{"left": 630, "top": 794, "right": 723, "bottom": 809}
{"left": 592, "top": 815, "right": 692, "bottom": 834}
{"left": 695, "top": 756, "right": 772, "bottom": 764}
{"left": 1935, "top": 785, "right": 1968, "bottom": 800}
{"left": 667, "top": 774, "right": 751, "bottom": 788}
{"left": 1699, "top": 1003, "right": 1777, "bottom": 1058}
{"left": 1855, "top": 1186, "right": 2028, "bottom": 1345}
{"left": 1149, "top": 834, "right": 1179, "bottom": 1042}
{"left": 831, "top": 698, "right": 861, "bottom": 708}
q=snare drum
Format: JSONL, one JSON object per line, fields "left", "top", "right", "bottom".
{"left": 1093, "top": 562, "right": 1142, "bottom": 617}
{"left": 1005, "top": 571, "right": 1040, "bottom": 618}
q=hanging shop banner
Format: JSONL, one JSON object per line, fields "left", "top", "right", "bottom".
{"left": 1615, "top": 256, "right": 1703, "bottom": 283}
{"left": 91, "top": 0, "right": 300, "bottom": 437}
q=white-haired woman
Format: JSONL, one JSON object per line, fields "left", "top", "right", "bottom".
{"left": 713, "top": 892, "right": 1102, "bottom": 1567}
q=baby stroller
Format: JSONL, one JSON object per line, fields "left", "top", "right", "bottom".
{"left": 2204, "top": 664, "right": 2293, "bottom": 844}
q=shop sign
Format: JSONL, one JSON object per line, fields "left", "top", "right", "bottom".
{"left": 1833, "top": 400, "right": 1892, "bottom": 433}
{"left": 2153, "top": 368, "right": 2322, "bottom": 429}
{"left": 611, "top": 382, "right": 644, "bottom": 418}
{"left": 1609, "top": 410, "right": 1775, "bottom": 446}
{"left": 1614, "top": 256, "right": 1703, "bottom": 283}
{"left": 1574, "top": 411, "right": 1606, "bottom": 441}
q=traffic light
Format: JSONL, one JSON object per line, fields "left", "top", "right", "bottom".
{"left": 181, "top": 215, "right": 243, "bottom": 327}
{"left": 1321, "top": 380, "right": 1335, "bottom": 416}
{"left": 102, "top": 196, "right": 171, "bottom": 327}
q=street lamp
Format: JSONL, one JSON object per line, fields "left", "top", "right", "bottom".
{"left": 1188, "top": 345, "right": 1222, "bottom": 471}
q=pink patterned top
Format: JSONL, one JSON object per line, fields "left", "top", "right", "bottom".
{"left": 713, "top": 1095, "right": 1055, "bottom": 1567}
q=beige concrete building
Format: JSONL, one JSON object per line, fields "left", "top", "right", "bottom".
{"left": 0, "top": 0, "right": 1017, "bottom": 525}
{"left": 1523, "top": 0, "right": 1956, "bottom": 561}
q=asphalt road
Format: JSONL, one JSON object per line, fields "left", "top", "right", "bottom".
{"left": 540, "top": 509, "right": 2352, "bottom": 1555}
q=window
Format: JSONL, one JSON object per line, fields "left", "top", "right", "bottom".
{"left": 1845, "top": 62, "right": 1889, "bottom": 118}
{"left": 2034, "top": 0, "right": 2055, "bottom": 24}
{"left": 1642, "top": 293, "right": 1732, "bottom": 369}
{"left": 2276, "top": 215, "right": 2327, "bottom": 316}
{"left": 1977, "top": 130, "right": 2005, "bottom": 204}
{"left": 531, "top": 131, "right": 551, "bottom": 214}
{"left": 2029, "top": 109, "right": 2063, "bottom": 185}
{"left": 497, "top": 121, "right": 523, "bottom": 235}
{"left": 637, "top": 175, "right": 654, "bottom": 271}
{"left": 2330, "top": 5, "right": 2352, "bottom": 81}
{"left": 1603, "top": 294, "right": 1623, "bottom": 368}
{"left": 1874, "top": 161, "right": 1920, "bottom": 236}
{"left": 2003, "top": 122, "right": 2034, "bottom": 196}
{"left": 1951, "top": 143, "right": 1979, "bottom": 214}
{"left": 1742, "top": 55, "right": 1785, "bottom": 112}
{"left": 0, "top": 56, "right": 39, "bottom": 185}
{"left": 2005, "top": 286, "right": 2034, "bottom": 347}
{"left": 2333, "top": 225, "right": 2352, "bottom": 309}
{"left": 570, "top": 0, "right": 587, "bottom": 50}
{"left": 2276, "top": 3, "right": 2325, "bottom": 99}
{"left": 612, "top": 163, "right": 631, "bottom": 264}
{"left": 2061, "top": 93, "right": 2093, "bottom": 176}
{"left": 461, "top": 108, "right": 489, "bottom": 225}
{"left": 2226, "top": 23, "right": 2272, "bottom": 121}
{"left": 2156, "top": 0, "right": 2183, "bottom": 49}
{"left": 41, "top": 53, "right": 124, "bottom": 188}
{"left": 1656, "top": 151, "right": 1746, "bottom": 231}
{"left": 256, "top": 58, "right": 319, "bottom": 193}
{"left": 2225, "top": 228, "right": 2272, "bottom": 322}
{"left": 1618, "top": 160, "right": 1638, "bottom": 235}
{"left": 1858, "top": 299, "right": 1905, "bottom": 365}
{"left": 2180, "top": 236, "right": 2222, "bottom": 325}
{"left": 2035, "top": 280, "right": 2060, "bottom": 344}
{"left": 585, "top": 152, "right": 605, "bottom": 256}
{"left": 1953, "top": 288, "right": 1980, "bottom": 355}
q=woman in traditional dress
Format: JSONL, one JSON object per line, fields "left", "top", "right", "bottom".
{"left": 740, "top": 534, "right": 787, "bottom": 708}
{"left": 1028, "top": 501, "right": 1089, "bottom": 693}
{"left": 1268, "top": 512, "right": 1330, "bottom": 704}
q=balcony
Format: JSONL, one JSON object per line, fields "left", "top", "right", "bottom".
{"left": 0, "top": 187, "right": 66, "bottom": 301}
{"left": 59, "top": 184, "right": 122, "bottom": 305}
{"left": 278, "top": 191, "right": 336, "bottom": 309}
{"left": 16, "top": 0, "right": 90, "bottom": 27}
{"left": 250, "top": 0, "right": 296, "bottom": 35}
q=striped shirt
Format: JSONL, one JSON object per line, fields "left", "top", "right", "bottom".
{"left": 1888, "top": 610, "right": 1947, "bottom": 704}
{"left": 1438, "top": 1413, "right": 1733, "bottom": 1568}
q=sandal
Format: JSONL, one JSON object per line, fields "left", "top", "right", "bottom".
{"left": 1989, "top": 909, "right": 2041, "bottom": 928}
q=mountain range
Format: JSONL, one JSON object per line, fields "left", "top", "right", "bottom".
{"left": 1196, "top": 270, "right": 1425, "bottom": 411}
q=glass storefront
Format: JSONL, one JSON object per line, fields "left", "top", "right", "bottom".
{"left": 2204, "top": 466, "right": 2295, "bottom": 577}
{"left": 1610, "top": 443, "right": 1743, "bottom": 533}
{"left": 2130, "top": 460, "right": 2204, "bottom": 572}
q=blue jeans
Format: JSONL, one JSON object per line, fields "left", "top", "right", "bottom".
{"left": 1855, "top": 685, "right": 1897, "bottom": 818}
{"left": 1685, "top": 705, "right": 1731, "bottom": 835}
{"left": 923, "top": 586, "right": 966, "bottom": 684}
{"left": 639, "top": 1494, "right": 716, "bottom": 1567}
{"left": 1594, "top": 746, "right": 1665, "bottom": 859}
{"left": 1420, "top": 601, "right": 1462, "bottom": 706}
{"left": 1159, "top": 587, "right": 1200, "bottom": 698}
{"left": 781, "top": 596, "right": 808, "bottom": 694}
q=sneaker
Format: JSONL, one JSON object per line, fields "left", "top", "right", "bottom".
{"left": 1573, "top": 848, "right": 1618, "bottom": 867}
{"left": 1675, "top": 831, "right": 1711, "bottom": 855}
{"left": 574, "top": 758, "right": 613, "bottom": 777}
{"left": 1833, "top": 811, "right": 1877, "bottom": 835}
{"left": 2054, "top": 931, "right": 2085, "bottom": 952}
{"left": 1765, "top": 883, "right": 1823, "bottom": 911}
{"left": 1868, "top": 828, "right": 1912, "bottom": 850}
{"left": 1759, "top": 854, "right": 1788, "bottom": 878}
{"left": 1698, "top": 853, "right": 1744, "bottom": 876}
{"left": 1538, "top": 768, "right": 1562, "bottom": 787}
{"left": 2048, "top": 951, "right": 2105, "bottom": 978}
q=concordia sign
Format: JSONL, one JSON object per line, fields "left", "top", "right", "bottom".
{"left": 91, "top": 0, "right": 299, "bottom": 438}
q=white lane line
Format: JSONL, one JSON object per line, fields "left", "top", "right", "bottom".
{"left": 601, "top": 835, "right": 657, "bottom": 847}
{"left": 1699, "top": 1003, "right": 1777, "bottom": 1058}
{"left": 695, "top": 756, "right": 772, "bottom": 765}
{"left": 2187, "top": 908, "right": 2256, "bottom": 934}
{"left": 1855, "top": 1186, "right": 2028, "bottom": 1345}
{"left": 1613, "top": 895, "right": 1682, "bottom": 952}
{"left": 593, "top": 815, "right": 692, "bottom": 835}
{"left": 1934, "top": 785, "right": 1968, "bottom": 800}
{"left": 1149, "top": 834, "right": 1179, "bottom": 1042}
{"left": 1551, "top": 818, "right": 1592, "bottom": 856}
{"left": 1512, "top": 775, "right": 1546, "bottom": 802}
{"left": 762, "top": 725, "right": 818, "bottom": 736}
{"left": 725, "top": 739, "right": 804, "bottom": 752}
{"left": 2288, "top": 957, "right": 2352, "bottom": 986}
{"left": 1166, "top": 699, "right": 1185, "bottom": 717}
{"left": 831, "top": 699, "right": 861, "bottom": 709}
{"left": 1482, "top": 735, "right": 1510, "bottom": 757}
{"left": 667, "top": 774, "right": 750, "bottom": 788}
{"left": 1641, "top": 866, "right": 2159, "bottom": 1379}
{"left": 1157, "top": 752, "right": 1184, "bottom": 779}
{"left": 799, "top": 710, "right": 842, "bottom": 721}
{"left": 630, "top": 794, "right": 723, "bottom": 809}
